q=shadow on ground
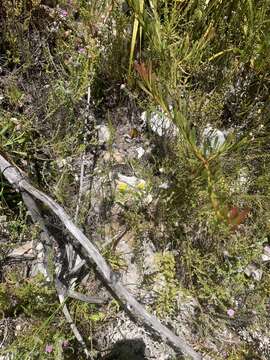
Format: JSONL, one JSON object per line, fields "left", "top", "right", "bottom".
{"left": 100, "top": 338, "right": 147, "bottom": 360}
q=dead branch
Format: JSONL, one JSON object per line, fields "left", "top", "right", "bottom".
{"left": 67, "top": 289, "right": 106, "bottom": 305}
{"left": 0, "top": 154, "right": 201, "bottom": 360}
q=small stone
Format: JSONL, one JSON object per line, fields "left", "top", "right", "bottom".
{"left": 223, "top": 250, "right": 230, "bottom": 258}
{"left": 15, "top": 324, "right": 22, "bottom": 331}
{"left": 117, "top": 174, "right": 145, "bottom": 188}
{"left": 31, "top": 262, "right": 48, "bottom": 278}
{"left": 36, "top": 243, "right": 43, "bottom": 251}
{"left": 159, "top": 182, "right": 169, "bottom": 189}
{"left": 141, "top": 109, "right": 178, "bottom": 137}
{"left": 144, "top": 194, "right": 153, "bottom": 205}
{"left": 97, "top": 125, "right": 110, "bottom": 144}
{"left": 244, "top": 263, "right": 263, "bottom": 281}
{"left": 262, "top": 245, "right": 270, "bottom": 262}
{"left": 8, "top": 241, "right": 34, "bottom": 258}
{"left": 202, "top": 124, "right": 226, "bottom": 151}
{"left": 136, "top": 147, "right": 145, "bottom": 159}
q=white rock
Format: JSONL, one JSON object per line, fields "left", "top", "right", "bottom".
{"left": 262, "top": 245, "right": 270, "bottom": 262}
{"left": 202, "top": 124, "right": 226, "bottom": 151}
{"left": 36, "top": 242, "right": 44, "bottom": 251}
{"left": 31, "top": 261, "right": 48, "bottom": 278}
{"left": 141, "top": 109, "right": 178, "bottom": 137}
{"left": 15, "top": 324, "right": 22, "bottom": 331}
{"left": 244, "top": 263, "right": 263, "bottom": 281}
{"left": 136, "top": 146, "right": 145, "bottom": 159}
{"left": 97, "top": 124, "right": 110, "bottom": 144}
{"left": 117, "top": 173, "right": 145, "bottom": 188}
{"left": 8, "top": 241, "right": 34, "bottom": 258}
{"left": 159, "top": 182, "right": 170, "bottom": 189}
{"left": 144, "top": 194, "right": 153, "bottom": 205}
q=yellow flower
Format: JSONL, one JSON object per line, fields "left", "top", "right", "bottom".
{"left": 137, "top": 181, "right": 146, "bottom": 190}
{"left": 118, "top": 182, "right": 128, "bottom": 193}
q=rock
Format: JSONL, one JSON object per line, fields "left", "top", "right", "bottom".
{"left": 7, "top": 241, "right": 34, "bottom": 259}
{"left": 31, "top": 261, "right": 48, "bottom": 279}
{"left": 244, "top": 263, "right": 263, "bottom": 281}
{"left": 136, "top": 146, "right": 145, "bottom": 159}
{"left": 144, "top": 194, "right": 153, "bottom": 205}
{"left": 143, "top": 241, "right": 158, "bottom": 276}
{"left": 159, "top": 182, "right": 170, "bottom": 190}
{"left": 36, "top": 242, "right": 44, "bottom": 251}
{"left": 37, "top": 252, "right": 43, "bottom": 259}
{"left": 202, "top": 124, "right": 226, "bottom": 151}
{"left": 261, "top": 245, "right": 270, "bottom": 262}
{"left": 97, "top": 124, "right": 110, "bottom": 144}
{"left": 15, "top": 324, "right": 22, "bottom": 332}
{"left": 116, "top": 232, "right": 141, "bottom": 291}
{"left": 96, "top": 312, "right": 175, "bottom": 360}
{"left": 117, "top": 174, "right": 145, "bottom": 188}
{"left": 141, "top": 109, "right": 178, "bottom": 137}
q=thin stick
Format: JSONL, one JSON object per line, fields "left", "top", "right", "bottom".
{"left": 56, "top": 279, "right": 92, "bottom": 359}
{"left": 67, "top": 289, "right": 106, "bottom": 305}
{"left": 75, "top": 86, "right": 91, "bottom": 223}
{"left": 70, "top": 86, "right": 92, "bottom": 284}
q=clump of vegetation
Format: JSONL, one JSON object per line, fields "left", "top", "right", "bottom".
{"left": 1, "top": 0, "right": 270, "bottom": 358}
{"left": 154, "top": 251, "right": 179, "bottom": 317}
{"left": 124, "top": 0, "right": 270, "bottom": 357}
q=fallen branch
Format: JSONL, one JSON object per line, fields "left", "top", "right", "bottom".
{"left": 0, "top": 154, "right": 201, "bottom": 360}
{"left": 67, "top": 288, "right": 106, "bottom": 305}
